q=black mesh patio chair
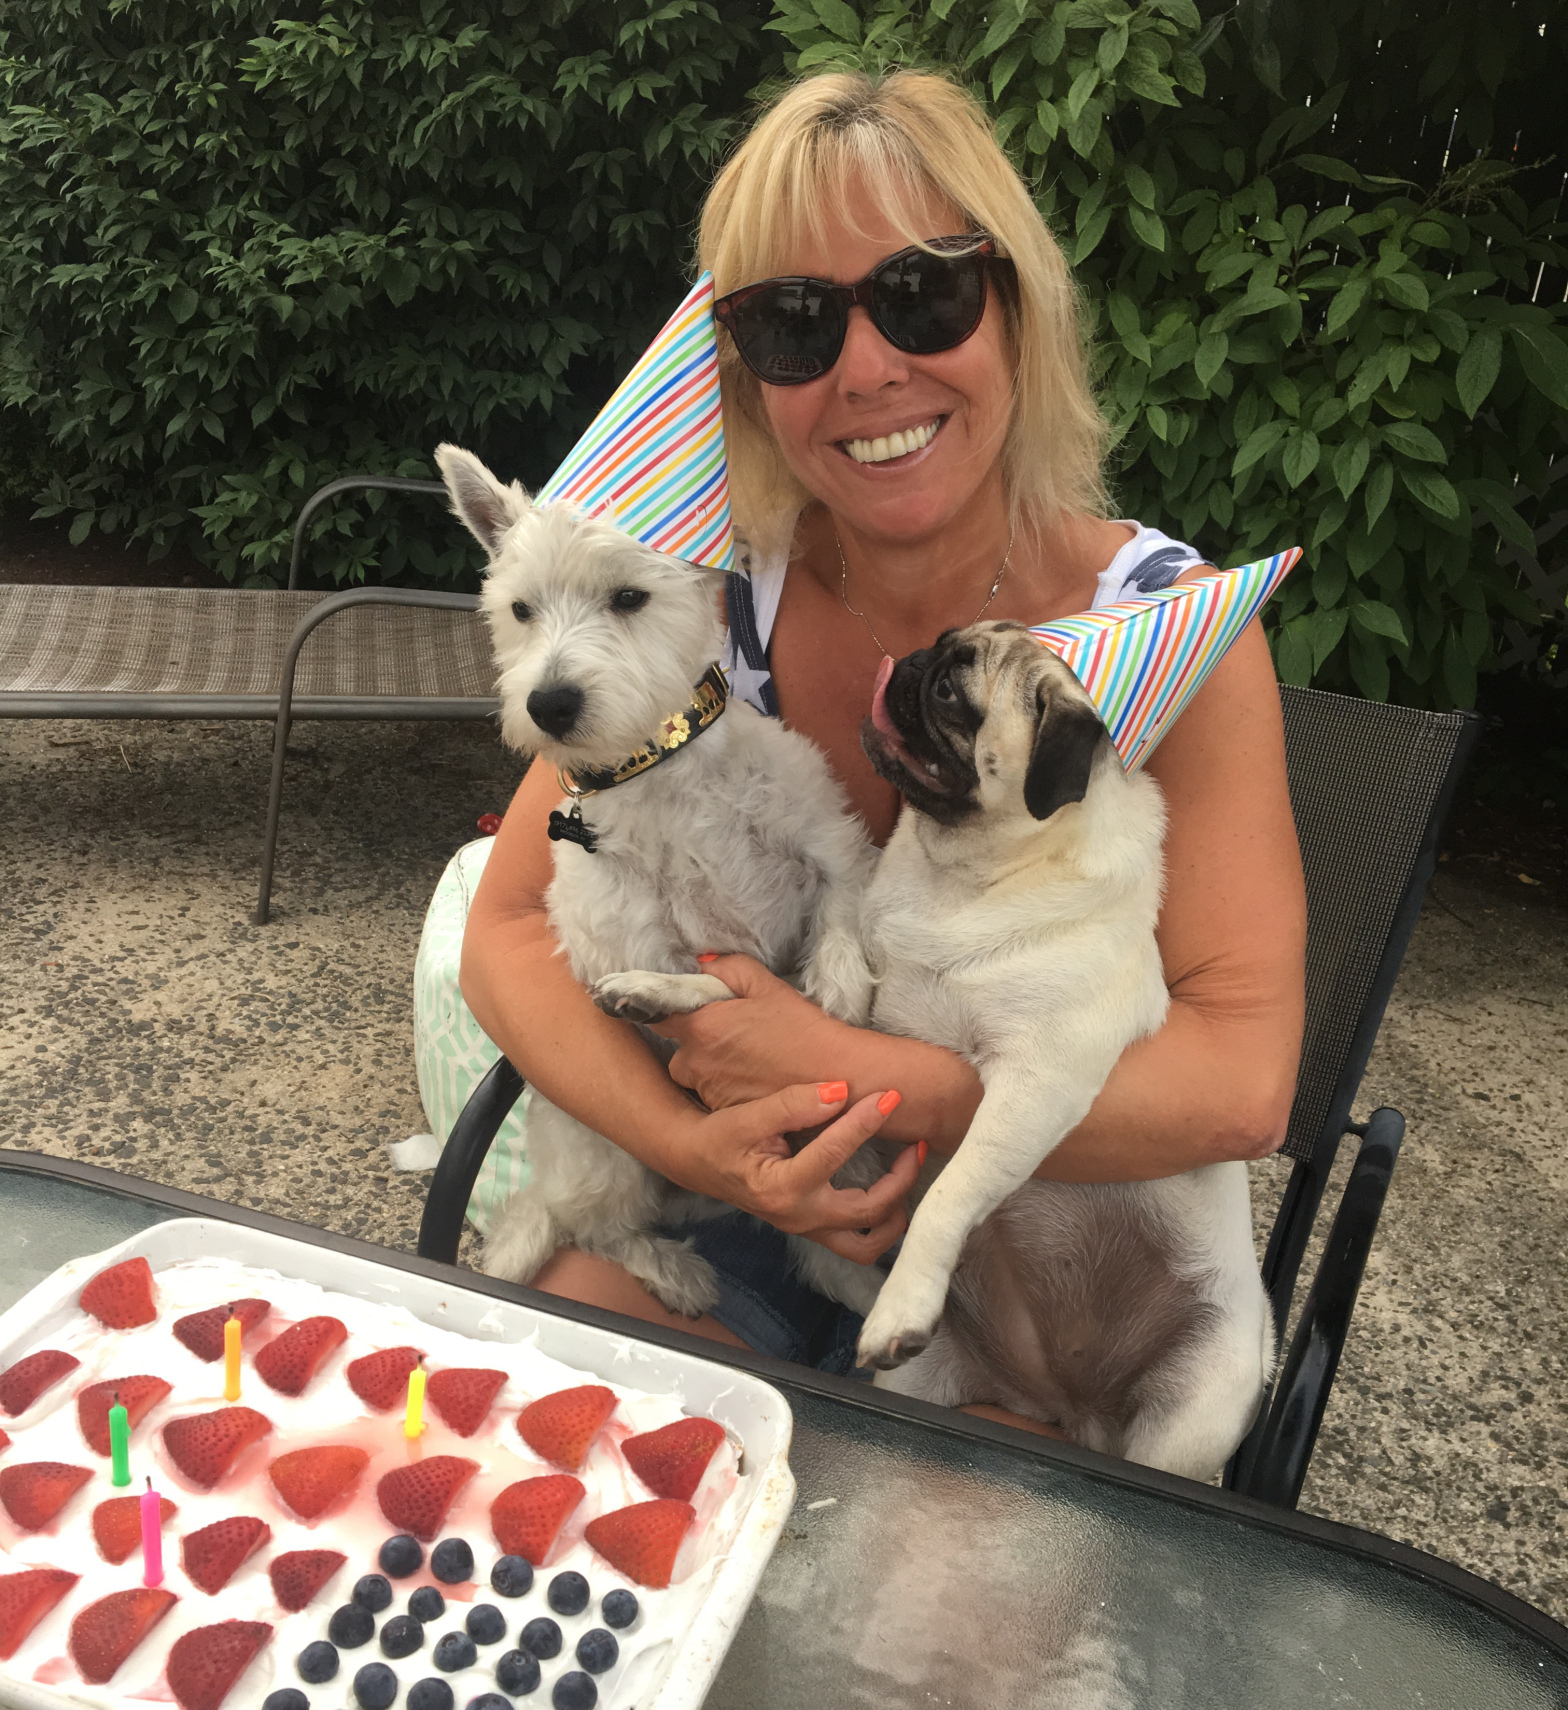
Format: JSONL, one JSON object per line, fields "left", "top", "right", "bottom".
{"left": 415, "top": 684, "right": 1480, "bottom": 1509}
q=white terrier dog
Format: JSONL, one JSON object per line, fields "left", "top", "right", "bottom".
{"left": 436, "top": 445, "right": 883, "bottom": 1319}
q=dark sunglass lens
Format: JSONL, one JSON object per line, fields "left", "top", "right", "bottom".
{"left": 728, "top": 282, "right": 843, "bottom": 383}
{"left": 871, "top": 250, "right": 986, "bottom": 354}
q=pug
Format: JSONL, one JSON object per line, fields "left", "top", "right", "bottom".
{"left": 851, "top": 623, "right": 1273, "bottom": 1480}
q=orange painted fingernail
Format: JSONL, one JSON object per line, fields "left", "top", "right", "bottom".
{"left": 818, "top": 1081, "right": 849, "bottom": 1103}
{"left": 696, "top": 953, "right": 719, "bottom": 964}
{"left": 917, "top": 1140, "right": 928, "bottom": 1166}
{"left": 877, "top": 1090, "right": 902, "bottom": 1116}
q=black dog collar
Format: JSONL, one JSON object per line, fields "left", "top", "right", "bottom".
{"left": 547, "top": 664, "right": 729, "bottom": 854}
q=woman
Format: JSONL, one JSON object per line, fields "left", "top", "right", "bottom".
{"left": 460, "top": 70, "right": 1306, "bottom": 1408}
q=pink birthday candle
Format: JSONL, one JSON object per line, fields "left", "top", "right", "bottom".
{"left": 141, "top": 1477, "right": 163, "bottom": 1587}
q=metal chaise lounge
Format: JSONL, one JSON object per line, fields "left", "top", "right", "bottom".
{"left": 0, "top": 477, "right": 499, "bottom": 923}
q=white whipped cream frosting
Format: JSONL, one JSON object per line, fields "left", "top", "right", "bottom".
{"left": 0, "top": 1258, "right": 746, "bottom": 1710}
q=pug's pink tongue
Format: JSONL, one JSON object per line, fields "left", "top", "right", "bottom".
{"left": 870, "top": 655, "right": 900, "bottom": 740}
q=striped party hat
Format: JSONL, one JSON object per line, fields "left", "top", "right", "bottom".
{"left": 536, "top": 272, "right": 735, "bottom": 571}
{"left": 1030, "top": 548, "right": 1301, "bottom": 772}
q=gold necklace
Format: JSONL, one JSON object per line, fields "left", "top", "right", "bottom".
{"left": 836, "top": 527, "right": 1013, "bottom": 659}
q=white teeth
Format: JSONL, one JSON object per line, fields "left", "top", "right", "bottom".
{"left": 845, "top": 420, "right": 940, "bottom": 464}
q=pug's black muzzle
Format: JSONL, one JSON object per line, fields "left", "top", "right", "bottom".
{"left": 861, "top": 634, "right": 981, "bottom": 823}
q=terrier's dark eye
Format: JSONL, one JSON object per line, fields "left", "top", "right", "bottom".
{"left": 611, "top": 587, "right": 650, "bottom": 613}
{"left": 510, "top": 600, "right": 532, "bottom": 623}
{"left": 933, "top": 672, "right": 957, "bottom": 703}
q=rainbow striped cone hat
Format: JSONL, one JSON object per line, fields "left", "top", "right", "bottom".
{"left": 535, "top": 272, "right": 735, "bottom": 571}
{"left": 1029, "top": 547, "right": 1301, "bottom": 773}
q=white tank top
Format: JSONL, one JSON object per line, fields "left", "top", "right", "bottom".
{"left": 721, "top": 520, "right": 1206, "bottom": 718}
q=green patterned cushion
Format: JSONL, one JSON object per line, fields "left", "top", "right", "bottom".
{"left": 412, "top": 837, "right": 531, "bottom": 1235}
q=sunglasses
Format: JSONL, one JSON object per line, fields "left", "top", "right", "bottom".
{"left": 712, "top": 235, "right": 1005, "bottom": 386}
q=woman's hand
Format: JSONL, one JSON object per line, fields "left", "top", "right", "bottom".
{"left": 652, "top": 954, "right": 851, "bottom": 1109}
{"left": 656, "top": 1079, "right": 923, "bottom": 1266}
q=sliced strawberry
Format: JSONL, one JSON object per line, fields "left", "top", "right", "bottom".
{"left": 77, "top": 1375, "right": 174, "bottom": 1455}
{"left": 490, "top": 1474, "right": 585, "bottom": 1566}
{"left": 426, "top": 1367, "right": 506, "bottom": 1438}
{"left": 345, "top": 1346, "right": 425, "bottom": 1412}
{"left": 68, "top": 1587, "right": 178, "bottom": 1684}
{"left": 172, "top": 1300, "right": 270, "bottom": 1363}
{"left": 0, "top": 1462, "right": 92, "bottom": 1530}
{"left": 268, "top": 1446, "right": 368, "bottom": 1521}
{"left": 621, "top": 1416, "right": 726, "bottom": 1502}
{"left": 253, "top": 1316, "right": 346, "bottom": 1397}
{"left": 375, "top": 1455, "right": 479, "bottom": 1541}
{"left": 167, "top": 1620, "right": 272, "bottom": 1710}
{"left": 181, "top": 1515, "right": 270, "bottom": 1595}
{"left": 0, "top": 1428, "right": 8, "bottom": 1451}
{"left": 92, "top": 1494, "right": 177, "bottom": 1565}
{"left": 80, "top": 1256, "right": 157, "bottom": 1329}
{"left": 163, "top": 1407, "right": 273, "bottom": 1489}
{"left": 0, "top": 1350, "right": 80, "bottom": 1416}
{"left": 516, "top": 1385, "right": 617, "bottom": 1472}
{"left": 268, "top": 1548, "right": 346, "bottom": 1613}
{"left": 583, "top": 1498, "right": 694, "bottom": 1589}
{"left": 0, "top": 1567, "right": 78, "bottom": 1660}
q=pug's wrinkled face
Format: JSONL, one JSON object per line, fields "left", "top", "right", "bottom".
{"left": 861, "top": 622, "right": 1109, "bottom": 826}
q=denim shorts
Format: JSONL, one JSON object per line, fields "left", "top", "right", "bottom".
{"left": 667, "top": 1212, "right": 872, "bottom": 1379}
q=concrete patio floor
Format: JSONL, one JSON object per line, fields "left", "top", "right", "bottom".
{"left": 2, "top": 714, "right": 1565, "bottom": 1622}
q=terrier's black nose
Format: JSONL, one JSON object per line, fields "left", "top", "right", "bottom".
{"left": 527, "top": 684, "right": 584, "bottom": 738}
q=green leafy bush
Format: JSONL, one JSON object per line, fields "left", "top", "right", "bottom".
{"left": 0, "top": 0, "right": 771, "bottom": 585}
{"left": 771, "top": 0, "right": 1568, "bottom": 708}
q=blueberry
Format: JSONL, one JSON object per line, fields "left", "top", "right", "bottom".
{"left": 353, "top": 1662, "right": 398, "bottom": 1710}
{"left": 380, "top": 1613, "right": 425, "bottom": 1659}
{"left": 431, "top": 1538, "right": 475, "bottom": 1583}
{"left": 546, "top": 1572, "right": 589, "bottom": 1617}
{"left": 354, "top": 1574, "right": 394, "bottom": 1614}
{"left": 264, "top": 1692, "right": 310, "bottom": 1710}
{"left": 600, "top": 1590, "right": 638, "bottom": 1631}
{"left": 491, "top": 1555, "right": 534, "bottom": 1599}
{"left": 298, "top": 1639, "right": 340, "bottom": 1683}
{"left": 466, "top": 1697, "right": 514, "bottom": 1710}
{"left": 408, "top": 1681, "right": 455, "bottom": 1710}
{"left": 552, "top": 1672, "right": 597, "bottom": 1710}
{"left": 379, "top": 1533, "right": 424, "bottom": 1578}
{"left": 465, "top": 1604, "right": 506, "bottom": 1646}
{"left": 409, "top": 1586, "right": 446, "bottom": 1623}
{"left": 496, "top": 1649, "right": 541, "bottom": 1695}
{"left": 519, "top": 1616, "right": 561, "bottom": 1660}
{"left": 433, "top": 1632, "right": 478, "bottom": 1673}
{"left": 329, "top": 1606, "right": 376, "bottom": 1649}
{"left": 574, "top": 1630, "right": 617, "bottom": 1676}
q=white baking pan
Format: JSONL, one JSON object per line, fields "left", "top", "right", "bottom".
{"left": 0, "top": 1219, "right": 794, "bottom": 1710}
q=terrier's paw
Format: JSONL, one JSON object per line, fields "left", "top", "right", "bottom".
{"left": 591, "top": 970, "right": 733, "bottom": 1025}
{"left": 856, "top": 1285, "right": 943, "bottom": 1372}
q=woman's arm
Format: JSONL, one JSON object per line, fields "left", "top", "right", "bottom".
{"left": 655, "top": 618, "right": 1307, "bottom": 1182}
{"left": 459, "top": 764, "right": 919, "bottom": 1254}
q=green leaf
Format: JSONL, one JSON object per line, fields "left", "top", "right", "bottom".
{"left": 1066, "top": 65, "right": 1099, "bottom": 122}
{"left": 1380, "top": 271, "right": 1430, "bottom": 311}
{"left": 1127, "top": 205, "right": 1166, "bottom": 252}
{"left": 1232, "top": 419, "right": 1288, "bottom": 476}
{"left": 1324, "top": 277, "right": 1367, "bottom": 337}
{"left": 1509, "top": 324, "right": 1568, "bottom": 411}
{"left": 68, "top": 511, "right": 94, "bottom": 546}
{"left": 1281, "top": 429, "right": 1321, "bottom": 487}
{"left": 1310, "top": 605, "right": 1349, "bottom": 669}
{"left": 1455, "top": 326, "right": 1502, "bottom": 418}
{"left": 1194, "top": 331, "right": 1228, "bottom": 386}
{"left": 1277, "top": 616, "right": 1314, "bottom": 686}
{"left": 168, "top": 286, "right": 199, "bottom": 325}
{"left": 810, "top": 0, "right": 862, "bottom": 42}
{"left": 1364, "top": 459, "right": 1394, "bottom": 529}
{"left": 1070, "top": 206, "right": 1113, "bottom": 264}
{"left": 1146, "top": 403, "right": 1169, "bottom": 440}
{"left": 1381, "top": 421, "right": 1445, "bottom": 462}
{"left": 1401, "top": 467, "right": 1461, "bottom": 520}
{"left": 1124, "top": 164, "right": 1157, "bottom": 210}
{"left": 1332, "top": 436, "right": 1371, "bottom": 499}
{"left": 1351, "top": 599, "right": 1407, "bottom": 645}
{"left": 1097, "top": 24, "right": 1129, "bottom": 75}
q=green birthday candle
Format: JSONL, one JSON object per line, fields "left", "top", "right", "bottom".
{"left": 109, "top": 1396, "right": 131, "bottom": 1487}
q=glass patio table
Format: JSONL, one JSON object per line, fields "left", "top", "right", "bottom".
{"left": 4, "top": 1149, "right": 1564, "bottom": 1710}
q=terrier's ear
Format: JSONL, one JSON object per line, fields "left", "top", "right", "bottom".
{"left": 1023, "top": 694, "right": 1106, "bottom": 821}
{"left": 435, "top": 444, "right": 530, "bottom": 557}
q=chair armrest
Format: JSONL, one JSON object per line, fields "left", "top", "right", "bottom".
{"left": 1233, "top": 1105, "right": 1405, "bottom": 1509}
{"left": 287, "top": 475, "right": 448, "bottom": 589}
{"left": 415, "top": 1056, "right": 526, "bottom": 1265}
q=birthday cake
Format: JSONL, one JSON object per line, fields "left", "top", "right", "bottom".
{"left": 0, "top": 1253, "right": 758, "bottom": 1710}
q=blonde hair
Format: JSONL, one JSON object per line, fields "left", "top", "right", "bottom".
{"left": 698, "top": 69, "right": 1109, "bottom": 556}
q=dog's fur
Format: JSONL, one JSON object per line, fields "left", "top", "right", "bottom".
{"left": 848, "top": 623, "right": 1273, "bottom": 1478}
{"left": 436, "top": 445, "right": 884, "bottom": 1319}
